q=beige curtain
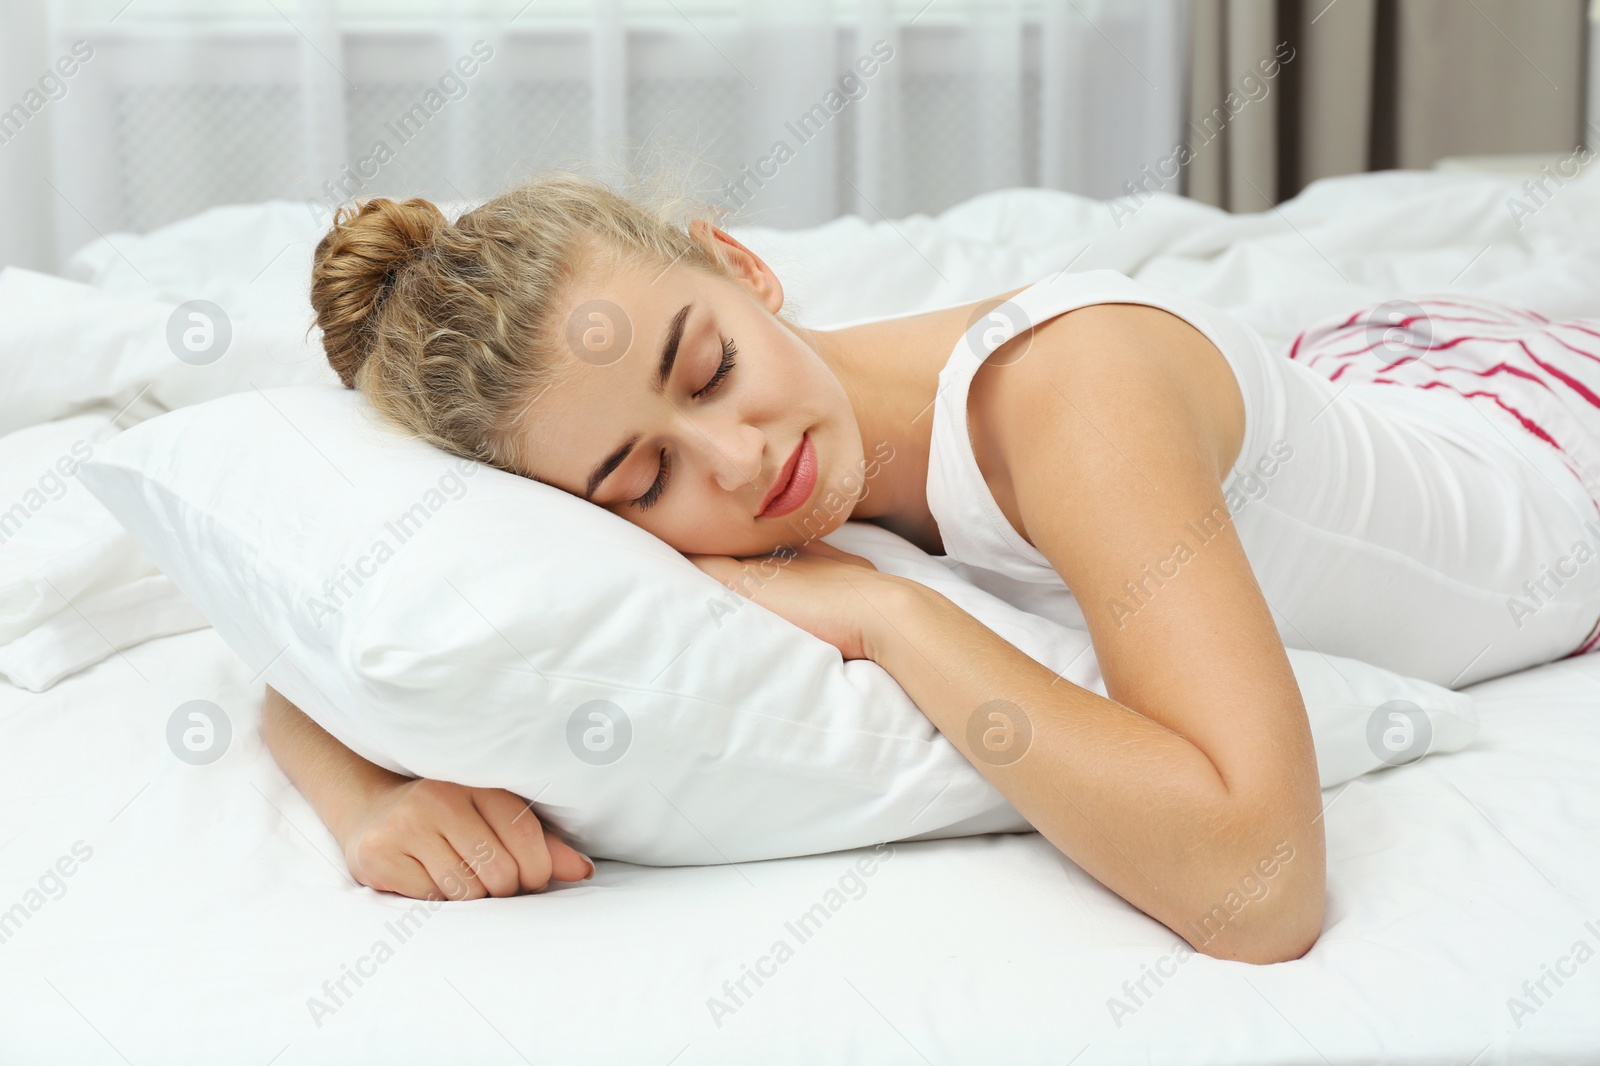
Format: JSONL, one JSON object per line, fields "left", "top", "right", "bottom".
{"left": 1184, "top": 0, "right": 1591, "bottom": 210}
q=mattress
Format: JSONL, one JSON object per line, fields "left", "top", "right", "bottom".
{"left": 2, "top": 625, "right": 1598, "bottom": 1063}
{"left": 6, "top": 164, "right": 1600, "bottom": 1062}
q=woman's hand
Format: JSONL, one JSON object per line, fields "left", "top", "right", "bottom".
{"left": 686, "top": 540, "right": 893, "bottom": 661}
{"left": 340, "top": 778, "right": 595, "bottom": 901}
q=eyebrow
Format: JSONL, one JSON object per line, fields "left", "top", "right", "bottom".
{"left": 582, "top": 302, "right": 692, "bottom": 501}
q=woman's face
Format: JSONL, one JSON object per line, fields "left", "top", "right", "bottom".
{"left": 517, "top": 225, "right": 867, "bottom": 558}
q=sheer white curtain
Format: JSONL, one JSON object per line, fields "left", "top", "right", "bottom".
{"left": 0, "top": 0, "right": 1190, "bottom": 274}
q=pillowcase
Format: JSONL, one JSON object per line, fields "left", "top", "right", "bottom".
{"left": 0, "top": 412, "right": 209, "bottom": 691}
{"left": 78, "top": 384, "right": 1479, "bottom": 865}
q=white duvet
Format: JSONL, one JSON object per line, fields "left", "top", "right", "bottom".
{"left": 3, "top": 166, "right": 1600, "bottom": 1062}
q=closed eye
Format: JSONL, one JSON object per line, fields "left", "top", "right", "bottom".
{"left": 631, "top": 337, "right": 739, "bottom": 511}
{"left": 693, "top": 337, "right": 738, "bottom": 400}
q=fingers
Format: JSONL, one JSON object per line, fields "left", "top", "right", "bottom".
{"left": 344, "top": 779, "right": 595, "bottom": 903}
{"left": 475, "top": 789, "right": 595, "bottom": 890}
{"left": 350, "top": 834, "right": 479, "bottom": 901}
{"left": 409, "top": 834, "right": 492, "bottom": 901}
{"left": 688, "top": 553, "right": 740, "bottom": 586}
{"left": 421, "top": 787, "right": 533, "bottom": 898}
{"left": 802, "top": 541, "right": 877, "bottom": 569}
{"left": 469, "top": 789, "right": 549, "bottom": 892}
{"left": 541, "top": 824, "right": 597, "bottom": 885}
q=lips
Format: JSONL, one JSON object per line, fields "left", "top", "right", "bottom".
{"left": 759, "top": 433, "right": 818, "bottom": 519}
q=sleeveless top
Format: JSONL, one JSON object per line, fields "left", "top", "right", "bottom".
{"left": 922, "top": 268, "right": 1600, "bottom": 688}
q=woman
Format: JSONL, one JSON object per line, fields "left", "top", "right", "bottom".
{"left": 265, "top": 172, "right": 1600, "bottom": 965}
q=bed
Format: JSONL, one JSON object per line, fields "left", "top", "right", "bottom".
{"left": 3, "top": 164, "right": 1599, "bottom": 1063}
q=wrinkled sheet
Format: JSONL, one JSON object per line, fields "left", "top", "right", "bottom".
{"left": 1, "top": 625, "right": 1597, "bottom": 1063}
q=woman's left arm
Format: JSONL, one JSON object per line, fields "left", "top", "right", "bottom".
{"left": 876, "top": 308, "right": 1326, "bottom": 965}
{"left": 856, "top": 571, "right": 1321, "bottom": 965}
{"left": 691, "top": 547, "right": 1320, "bottom": 965}
{"left": 693, "top": 308, "right": 1325, "bottom": 965}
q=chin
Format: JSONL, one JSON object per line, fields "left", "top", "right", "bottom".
{"left": 673, "top": 526, "right": 782, "bottom": 559}
{"left": 770, "top": 503, "right": 852, "bottom": 552}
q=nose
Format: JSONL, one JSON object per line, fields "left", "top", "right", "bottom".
{"left": 702, "top": 417, "right": 765, "bottom": 495}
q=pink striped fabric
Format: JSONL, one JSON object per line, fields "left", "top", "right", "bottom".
{"left": 1286, "top": 294, "right": 1600, "bottom": 658}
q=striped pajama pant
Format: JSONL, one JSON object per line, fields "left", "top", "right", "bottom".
{"left": 1285, "top": 294, "right": 1600, "bottom": 671}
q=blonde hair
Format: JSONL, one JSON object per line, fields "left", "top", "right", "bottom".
{"left": 308, "top": 171, "right": 733, "bottom": 474}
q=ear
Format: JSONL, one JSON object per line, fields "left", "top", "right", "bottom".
{"left": 688, "top": 218, "right": 784, "bottom": 315}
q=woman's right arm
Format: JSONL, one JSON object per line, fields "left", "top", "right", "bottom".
{"left": 260, "top": 685, "right": 593, "bottom": 900}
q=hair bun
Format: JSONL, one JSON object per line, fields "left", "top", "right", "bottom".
{"left": 309, "top": 196, "right": 448, "bottom": 388}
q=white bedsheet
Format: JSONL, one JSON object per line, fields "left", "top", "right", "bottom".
{"left": 5, "top": 166, "right": 1600, "bottom": 1062}
{"left": 1, "top": 625, "right": 1598, "bottom": 1063}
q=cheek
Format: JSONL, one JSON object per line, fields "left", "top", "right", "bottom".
{"left": 649, "top": 490, "right": 738, "bottom": 552}
{"left": 759, "top": 330, "right": 821, "bottom": 393}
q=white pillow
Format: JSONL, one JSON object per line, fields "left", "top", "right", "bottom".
{"left": 1, "top": 413, "right": 133, "bottom": 640}
{"left": 79, "top": 384, "right": 1479, "bottom": 864}
{"left": 0, "top": 269, "right": 169, "bottom": 436}
{"left": 0, "top": 266, "right": 338, "bottom": 440}
{"left": 0, "top": 412, "right": 209, "bottom": 691}
{"left": 0, "top": 574, "right": 208, "bottom": 692}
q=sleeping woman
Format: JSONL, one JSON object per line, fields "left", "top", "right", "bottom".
{"left": 263, "top": 172, "right": 1600, "bottom": 965}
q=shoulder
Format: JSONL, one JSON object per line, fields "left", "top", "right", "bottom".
{"left": 973, "top": 301, "right": 1245, "bottom": 491}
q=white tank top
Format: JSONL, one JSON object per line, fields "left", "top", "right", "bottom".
{"left": 923, "top": 268, "right": 1600, "bottom": 687}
